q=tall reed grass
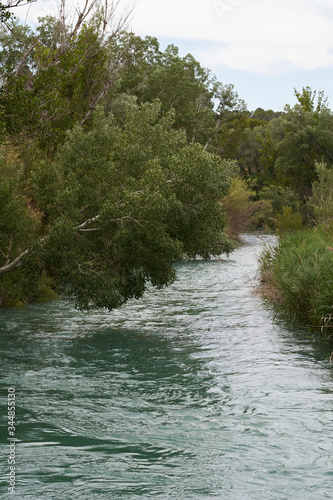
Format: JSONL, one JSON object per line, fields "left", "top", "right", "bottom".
{"left": 259, "top": 228, "right": 333, "bottom": 336}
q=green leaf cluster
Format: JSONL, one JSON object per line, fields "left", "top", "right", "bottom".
{"left": 28, "top": 100, "right": 237, "bottom": 309}
{"left": 238, "top": 88, "right": 333, "bottom": 199}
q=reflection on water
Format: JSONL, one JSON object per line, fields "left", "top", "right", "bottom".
{"left": 1, "top": 234, "right": 333, "bottom": 499}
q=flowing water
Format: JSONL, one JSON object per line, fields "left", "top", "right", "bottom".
{"left": 1, "top": 233, "right": 333, "bottom": 499}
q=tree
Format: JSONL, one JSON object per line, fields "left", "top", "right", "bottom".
{"left": 237, "top": 88, "right": 333, "bottom": 197}
{"left": 250, "top": 108, "right": 283, "bottom": 122}
{"left": 292, "top": 86, "right": 329, "bottom": 114}
{"left": 0, "top": 2, "right": 246, "bottom": 309}
{"left": 0, "top": 100, "right": 237, "bottom": 309}
{"left": 212, "top": 86, "right": 271, "bottom": 160}
{"left": 106, "top": 34, "right": 262, "bottom": 160}
{"left": 274, "top": 106, "right": 333, "bottom": 195}
{"left": 0, "top": 0, "right": 131, "bottom": 154}
{"left": 114, "top": 34, "right": 226, "bottom": 146}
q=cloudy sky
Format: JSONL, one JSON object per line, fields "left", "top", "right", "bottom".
{"left": 15, "top": 0, "right": 333, "bottom": 111}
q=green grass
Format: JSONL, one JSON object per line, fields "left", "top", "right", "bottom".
{"left": 259, "top": 228, "right": 333, "bottom": 336}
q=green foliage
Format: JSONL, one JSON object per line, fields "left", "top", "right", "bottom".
{"left": 213, "top": 85, "right": 268, "bottom": 160}
{"left": 292, "top": 86, "right": 329, "bottom": 113}
{"left": 0, "top": 266, "right": 43, "bottom": 306}
{"left": 236, "top": 117, "right": 285, "bottom": 183}
{"left": 251, "top": 108, "right": 283, "bottom": 122}
{"left": 274, "top": 205, "right": 303, "bottom": 234}
{"left": 0, "top": 8, "right": 128, "bottom": 153}
{"left": 222, "top": 177, "right": 271, "bottom": 239}
{"left": 33, "top": 275, "right": 58, "bottom": 303}
{"left": 258, "top": 185, "right": 303, "bottom": 230}
{"left": 115, "top": 34, "right": 220, "bottom": 145}
{"left": 5, "top": 4, "right": 333, "bottom": 316}
{"left": 272, "top": 108, "right": 333, "bottom": 194}
{"left": 236, "top": 126, "right": 262, "bottom": 176}
{"left": 310, "top": 160, "right": 333, "bottom": 227}
{"left": 0, "top": 157, "right": 37, "bottom": 262}
{"left": 0, "top": 6, "right": 245, "bottom": 310}
{"left": 259, "top": 185, "right": 299, "bottom": 216}
{"left": 0, "top": 151, "right": 42, "bottom": 304}
{"left": 28, "top": 101, "right": 236, "bottom": 310}
{"left": 237, "top": 88, "right": 333, "bottom": 197}
{"left": 166, "top": 145, "right": 238, "bottom": 257}
{"left": 259, "top": 229, "right": 333, "bottom": 334}
{"left": 114, "top": 34, "right": 257, "bottom": 154}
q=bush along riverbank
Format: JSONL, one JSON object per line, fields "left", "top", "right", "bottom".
{"left": 259, "top": 228, "right": 333, "bottom": 337}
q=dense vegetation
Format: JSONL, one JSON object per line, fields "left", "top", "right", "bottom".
{"left": 0, "top": 1, "right": 240, "bottom": 308}
{"left": 260, "top": 228, "right": 333, "bottom": 333}
{"left": 1, "top": 1, "right": 333, "bottom": 332}
{"left": 259, "top": 160, "right": 333, "bottom": 336}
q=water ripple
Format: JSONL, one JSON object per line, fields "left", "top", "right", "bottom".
{"left": 1, "top": 234, "right": 333, "bottom": 499}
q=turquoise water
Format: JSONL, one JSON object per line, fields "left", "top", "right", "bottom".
{"left": 1, "top": 233, "right": 333, "bottom": 499}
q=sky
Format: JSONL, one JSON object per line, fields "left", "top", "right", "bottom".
{"left": 13, "top": 0, "right": 333, "bottom": 111}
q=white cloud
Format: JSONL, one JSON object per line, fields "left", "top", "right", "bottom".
{"left": 13, "top": 0, "right": 333, "bottom": 75}
{"left": 15, "top": 0, "right": 58, "bottom": 25}
{"left": 201, "top": 43, "right": 333, "bottom": 75}
{"left": 127, "top": 0, "right": 333, "bottom": 75}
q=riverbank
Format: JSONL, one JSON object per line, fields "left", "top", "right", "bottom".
{"left": 259, "top": 228, "right": 333, "bottom": 336}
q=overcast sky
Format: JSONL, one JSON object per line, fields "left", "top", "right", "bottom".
{"left": 15, "top": 0, "right": 333, "bottom": 111}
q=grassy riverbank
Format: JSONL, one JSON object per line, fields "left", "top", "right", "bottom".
{"left": 259, "top": 228, "right": 333, "bottom": 336}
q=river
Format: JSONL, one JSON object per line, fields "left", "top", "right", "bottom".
{"left": 1, "top": 233, "right": 333, "bottom": 499}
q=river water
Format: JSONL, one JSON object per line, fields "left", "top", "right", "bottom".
{"left": 1, "top": 233, "right": 333, "bottom": 499}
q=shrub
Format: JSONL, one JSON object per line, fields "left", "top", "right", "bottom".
{"left": 275, "top": 205, "right": 303, "bottom": 234}
{"left": 259, "top": 185, "right": 300, "bottom": 216}
{"left": 222, "top": 176, "right": 271, "bottom": 240}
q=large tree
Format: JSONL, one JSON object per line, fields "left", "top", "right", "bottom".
{"left": 113, "top": 34, "right": 253, "bottom": 151}
{"left": 0, "top": 100, "right": 237, "bottom": 308}
{"left": 0, "top": 1, "right": 241, "bottom": 309}
{"left": 273, "top": 91, "right": 333, "bottom": 194}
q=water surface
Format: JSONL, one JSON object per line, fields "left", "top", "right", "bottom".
{"left": 1, "top": 233, "right": 333, "bottom": 499}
